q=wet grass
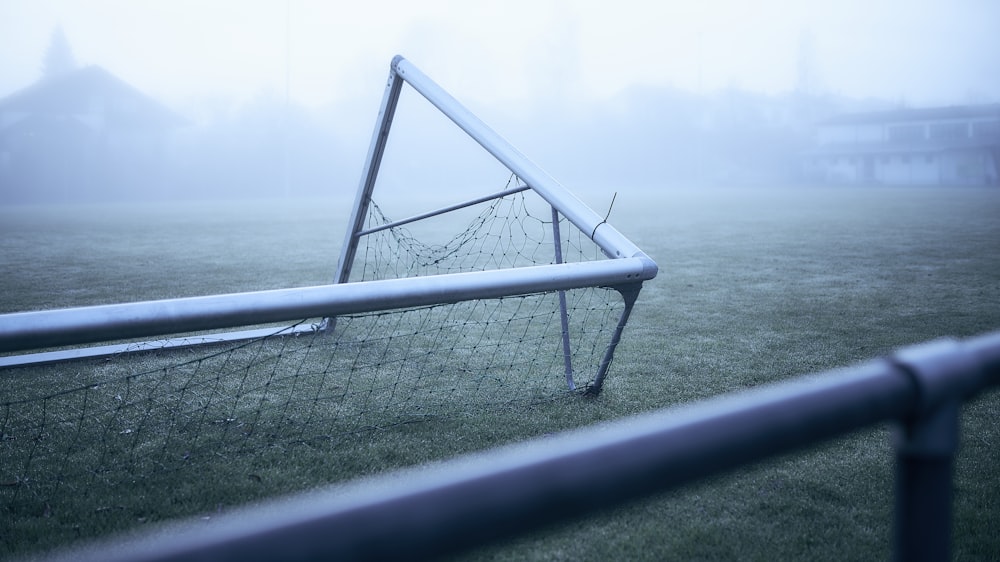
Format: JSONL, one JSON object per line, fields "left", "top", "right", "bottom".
{"left": 462, "top": 185, "right": 1000, "bottom": 561}
{"left": 2, "top": 186, "right": 999, "bottom": 560}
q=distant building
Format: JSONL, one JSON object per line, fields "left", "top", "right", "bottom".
{"left": 801, "top": 104, "right": 1000, "bottom": 186}
{"left": 0, "top": 65, "right": 185, "bottom": 203}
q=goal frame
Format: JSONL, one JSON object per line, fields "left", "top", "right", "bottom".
{"left": 0, "top": 56, "right": 658, "bottom": 393}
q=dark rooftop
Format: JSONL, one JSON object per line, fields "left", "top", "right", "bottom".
{"left": 0, "top": 65, "right": 185, "bottom": 129}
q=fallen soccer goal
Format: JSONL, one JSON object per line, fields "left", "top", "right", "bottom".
{"left": 0, "top": 56, "right": 657, "bottom": 552}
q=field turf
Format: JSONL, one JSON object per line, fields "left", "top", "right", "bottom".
{"left": 1, "top": 186, "right": 998, "bottom": 560}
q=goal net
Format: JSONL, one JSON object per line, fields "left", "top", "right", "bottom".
{"left": 0, "top": 56, "right": 657, "bottom": 552}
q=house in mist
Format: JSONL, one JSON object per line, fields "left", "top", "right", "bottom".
{"left": 801, "top": 104, "right": 1000, "bottom": 186}
{"left": 0, "top": 65, "right": 186, "bottom": 203}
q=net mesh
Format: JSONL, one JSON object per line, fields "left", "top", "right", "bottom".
{"left": 1, "top": 184, "right": 631, "bottom": 551}
{"left": 352, "top": 183, "right": 601, "bottom": 281}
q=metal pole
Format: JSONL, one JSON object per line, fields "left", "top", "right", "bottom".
{"left": 888, "top": 338, "right": 979, "bottom": 561}
{"left": 51, "top": 355, "right": 928, "bottom": 562}
{"left": 320, "top": 60, "right": 405, "bottom": 332}
{"left": 27, "top": 332, "right": 1000, "bottom": 562}
{"left": 0, "top": 258, "right": 654, "bottom": 354}
{"left": 333, "top": 60, "right": 405, "bottom": 286}
{"left": 892, "top": 402, "right": 959, "bottom": 562}
{"left": 355, "top": 185, "right": 530, "bottom": 237}
{"left": 550, "top": 206, "right": 574, "bottom": 390}
{"left": 587, "top": 283, "right": 641, "bottom": 395}
{"left": 34, "top": 332, "right": 1000, "bottom": 562}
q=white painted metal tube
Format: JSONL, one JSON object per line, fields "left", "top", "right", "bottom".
{"left": 334, "top": 63, "right": 405, "bottom": 285}
{"left": 355, "top": 185, "right": 530, "bottom": 237}
{"left": 0, "top": 257, "right": 655, "bottom": 353}
{"left": 391, "top": 56, "right": 651, "bottom": 262}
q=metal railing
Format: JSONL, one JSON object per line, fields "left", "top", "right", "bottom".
{"left": 40, "top": 330, "right": 1000, "bottom": 562}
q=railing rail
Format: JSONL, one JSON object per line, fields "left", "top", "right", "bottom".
{"left": 40, "top": 331, "right": 1000, "bottom": 562}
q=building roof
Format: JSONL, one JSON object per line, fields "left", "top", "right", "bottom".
{"left": 0, "top": 65, "right": 186, "bottom": 130}
{"left": 820, "top": 103, "right": 1000, "bottom": 126}
{"left": 802, "top": 140, "right": 1000, "bottom": 157}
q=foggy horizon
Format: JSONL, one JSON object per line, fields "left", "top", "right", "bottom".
{"left": 1, "top": 1, "right": 998, "bottom": 204}
{"left": 4, "top": 1, "right": 998, "bottom": 110}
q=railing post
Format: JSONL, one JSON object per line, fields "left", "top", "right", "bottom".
{"left": 890, "top": 338, "right": 980, "bottom": 562}
{"left": 892, "top": 400, "right": 959, "bottom": 562}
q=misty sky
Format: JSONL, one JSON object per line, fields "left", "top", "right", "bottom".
{"left": 2, "top": 0, "right": 999, "bottom": 112}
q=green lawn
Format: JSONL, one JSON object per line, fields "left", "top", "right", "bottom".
{"left": 1, "top": 186, "right": 999, "bottom": 560}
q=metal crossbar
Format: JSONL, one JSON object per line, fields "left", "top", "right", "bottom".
{"left": 353, "top": 184, "right": 531, "bottom": 237}
{"left": 0, "top": 259, "right": 654, "bottom": 354}
{"left": 41, "top": 331, "right": 1000, "bottom": 562}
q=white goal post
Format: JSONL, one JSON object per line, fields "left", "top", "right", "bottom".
{"left": 0, "top": 58, "right": 661, "bottom": 547}
{"left": 0, "top": 55, "right": 658, "bottom": 393}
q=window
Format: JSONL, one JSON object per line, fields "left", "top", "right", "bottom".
{"left": 929, "top": 122, "right": 966, "bottom": 141}
{"left": 973, "top": 121, "right": 1000, "bottom": 141}
{"left": 888, "top": 124, "right": 924, "bottom": 143}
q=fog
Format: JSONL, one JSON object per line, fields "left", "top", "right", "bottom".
{"left": 1, "top": 1, "right": 998, "bottom": 204}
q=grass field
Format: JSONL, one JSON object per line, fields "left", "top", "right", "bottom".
{"left": 1, "top": 186, "right": 999, "bottom": 560}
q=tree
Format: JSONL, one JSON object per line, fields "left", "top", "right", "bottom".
{"left": 42, "top": 26, "right": 77, "bottom": 80}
